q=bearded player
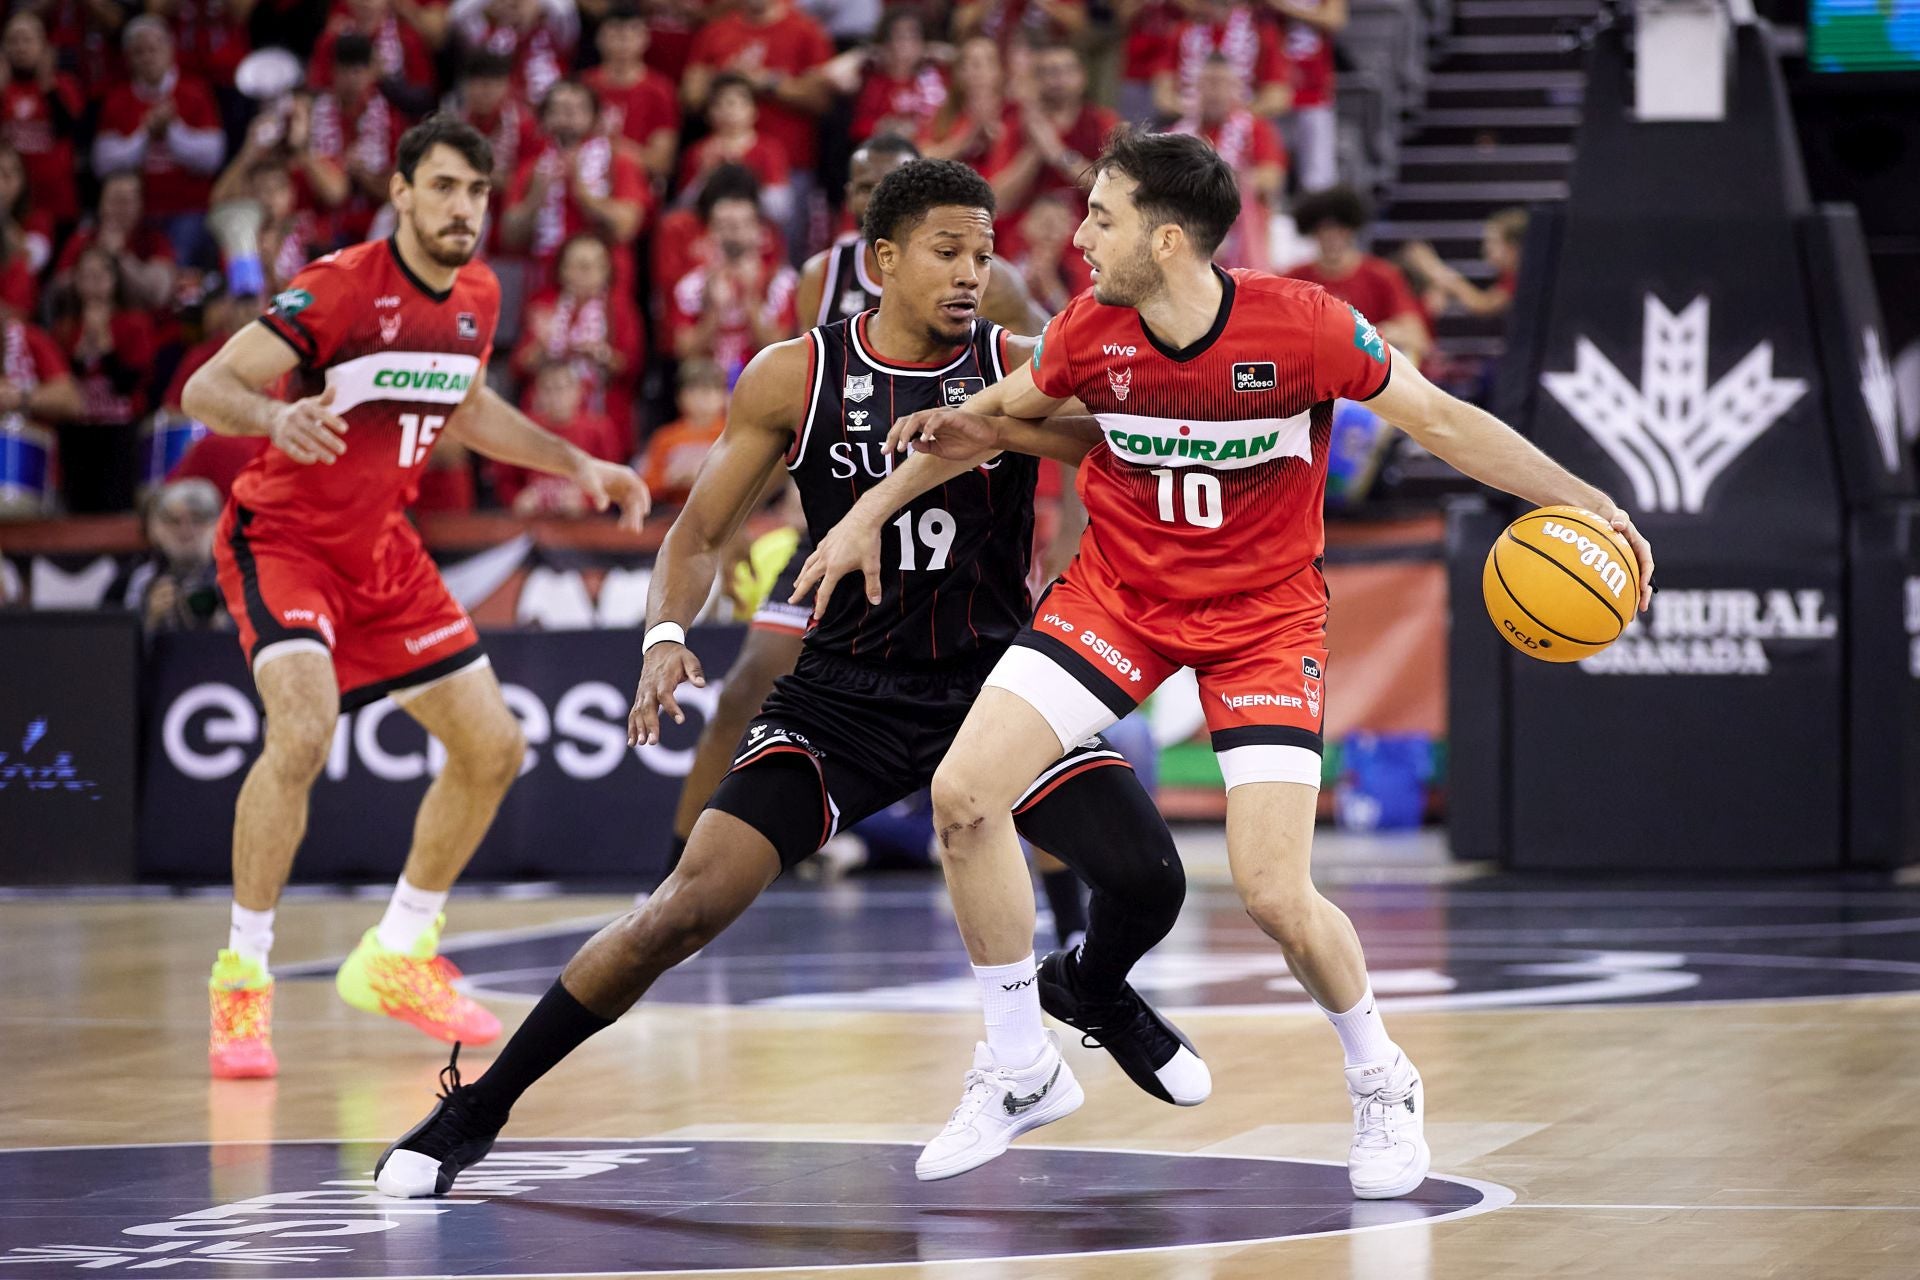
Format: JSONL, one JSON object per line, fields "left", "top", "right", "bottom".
{"left": 183, "top": 117, "right": 651, "bottom": 1079}
{"left": 799, "top": 130, "right": 1655, "bottom": 1196}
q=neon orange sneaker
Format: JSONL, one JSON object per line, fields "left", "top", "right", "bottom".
{"left": 335, "top": 915, "right": 501, "bottom": 1045}
{"left": 209, "top": 950, "right": 277, "bottom": 1079}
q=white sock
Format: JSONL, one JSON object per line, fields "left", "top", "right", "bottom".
{"left": 1323, "top": 985, "right": 1398, "bottom": 1068}
{"left": 974, "top": 953, "right": 1047, "bottom": 1067}
{"left": 229, "top": 903, "right": 275, "bottom": 969}
{"left": 375, "top": 877, "right": 449, "bottom": 954}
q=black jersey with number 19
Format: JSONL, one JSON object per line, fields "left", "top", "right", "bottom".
{"left": 787, "top": 311, "right": 1035, "bottom": 666}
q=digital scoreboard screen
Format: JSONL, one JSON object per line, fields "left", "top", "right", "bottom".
{"left": 1809, "top": 0, "right": 1920, "bottom": 71}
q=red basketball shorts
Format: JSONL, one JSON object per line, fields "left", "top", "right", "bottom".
{"left": 215, "top": 503, "right": 487, "bottom": 711}
{"left": 987, "top": 554, "right": 1330, "bottom": 791}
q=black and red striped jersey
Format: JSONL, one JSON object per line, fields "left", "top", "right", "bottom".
{"left": 787, "top": 311, "right": 1036, "bottom": 666}
{"left": 1031, "top": 267, "right": 1391, "bottom": 600}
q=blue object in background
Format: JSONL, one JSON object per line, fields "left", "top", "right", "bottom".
{"left": 1334, "top": 732, "right": 1434, "bottom": 830}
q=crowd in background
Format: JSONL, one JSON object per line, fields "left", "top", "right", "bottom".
{"left": 0, "top": 0, "right": 1522, "bottom": 542}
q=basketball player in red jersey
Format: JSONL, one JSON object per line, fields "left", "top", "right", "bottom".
{"left": 182, "top": 117, "right": 651, "bottom": 1080}
{"left": 800, "top": 130, "right": 1654, "bottom": 1195}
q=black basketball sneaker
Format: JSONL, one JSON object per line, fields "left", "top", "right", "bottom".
{"left": 1037, "top": 948, "right": 1211, "bottom": 1106}
{"left": 375, "top": 1045, "right": 504, "bottom": 1196}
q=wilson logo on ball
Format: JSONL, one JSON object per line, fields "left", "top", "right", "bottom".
{"left": 1538, "top": 521, "right": 1632, "bottom": 599}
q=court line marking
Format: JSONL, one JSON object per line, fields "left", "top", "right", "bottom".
{"left": 1511, "top": 1203, "right": 1920, "bottom": 1212}
{"left": 0, "top": 1137, "right": 1515, "bottom": 1279}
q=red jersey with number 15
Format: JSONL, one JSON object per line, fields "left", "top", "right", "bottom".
{"left": 1031, "top": 268, "right": 1390, "bottom": 601}
{"left": 237, "top": 238, "right": 500, "bottom": 573}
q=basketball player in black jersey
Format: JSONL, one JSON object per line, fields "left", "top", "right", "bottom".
{"left": 661, "top": 133, "right": 1054, "bottom": 897}
{"left": 375, "top": 160, "right": 1209, "bottom": 1196}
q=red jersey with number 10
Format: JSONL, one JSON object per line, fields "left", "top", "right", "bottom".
{"left": 238, "top": 238, "right": 500, "bottom": 573}
{"left": 1031, "top": 268, "right": 1390, "bottom": 601}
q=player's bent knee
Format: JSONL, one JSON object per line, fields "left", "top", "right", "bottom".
{"left": 928, "top": 767, "right": 1004, "bottom": 853}
{"left": 259, "top": 715, "right": 334, "bottom": 784}
{"left": 1242, "top": 886, "right": 1319, "bottom": 949}
{"left": 617, "top": 889, "right": 722, "bottom": 969}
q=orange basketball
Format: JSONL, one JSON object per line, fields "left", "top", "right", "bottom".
{"left": 1482, "top": 505, "right": 1640, "bottom": 662}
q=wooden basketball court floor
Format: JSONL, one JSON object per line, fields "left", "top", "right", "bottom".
{"left": 5, "top": 836, "right": 1920, "bottom": 1279}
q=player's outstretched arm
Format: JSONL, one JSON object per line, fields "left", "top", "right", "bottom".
{"left": 1370, "top": 349, "right": 1655, "bottom": 610}
{"left": 445, "top": 385, "right": 652, "bottom": 531}
{"left": 790, "top": 348, "right": 1074, "bottom": 616}
{"left": 181, "top": 322, "right": 350, "bottom": 465}
{"left": 629, "top": 339, "right": 806, "bottom": 747}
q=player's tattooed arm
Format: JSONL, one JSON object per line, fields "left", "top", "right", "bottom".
{"left": 181, "top": 322, "right": 350, "bottom": 465}
{"left": 629, "top": 338, "right": 806, "bottom": 747}
{"left": 444, "top": 384, "right": 652, "bottom": 531}
{"left": 1371, "top": 349, "right": 1655, "bottom": 610}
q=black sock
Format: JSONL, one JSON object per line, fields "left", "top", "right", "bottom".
{"left": 1039, "top": 868, "right": 1088, "bottom": 949}
{"left": 463, "top": 980, "right": 613, "bottom": 1120}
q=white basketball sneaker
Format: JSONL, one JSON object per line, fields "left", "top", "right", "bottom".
{"left": 1345, "top": 1052, "right": 1430, "bottom": 1199}
{"left": 915, "top": 1033, "right": 1084, "bottom": 1181}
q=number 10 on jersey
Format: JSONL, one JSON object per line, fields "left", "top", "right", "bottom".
{"left": 1153, "top": 468, "right": 1223, "bottom": 529}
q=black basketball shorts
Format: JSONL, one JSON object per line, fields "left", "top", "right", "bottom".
{"left": 706, "top": 646, "right": 1130, "bottom": 868}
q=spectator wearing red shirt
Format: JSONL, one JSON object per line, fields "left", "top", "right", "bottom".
{"left": 2, "top": 12, "right": 85, "bottom": 227}
{"left": 512, "top": 234, "right": 645, "bottom": 454}
{"left": 306, "top": 36, "right": 404, "bottom": 246}
{"left": 1169, "top": 55, "right": 1287, "bottom": 270}
{"left": 583, "top": 5, "right": 678, "bottom": 183}
{"left": 311, "top": 0, "right": 439, "bottom": 115}
{"left": 92, "top": 17, "right": 226, "bottom": 263}
{"left": 668, "top": 178, "right": 798, "bottom": 387}
{"left": 1113, "top": 0, "right": 1181, "bottom": 124}
{"left": 683, "top": 0, "right": 833, "bottom": 248}
{"left": 0, "top": 307, "right": 82, "bottom": 518}
{"left": 448, "top": 50, "right": 540, "bottom": 256}
{"left": 639, "top": 0, "right": 699, "bottom": 82}
{"left": 50, "top": 248, "right": 159, "bottom": 512}
{"left": 154, "top": 0, "right": 253, "bottom": 88}
{"left": 1011, "top": 191, "right": 1091, "bottom": 316}
{"left": 1153, "top": 0, "right": 1292, "bottom": 122}
{"left": 639, "top": 358, "right": 726, "bottom": 508}
{"left": 952, "top": 0, "right": 1089, "bottom": 47}
{"left": 983, "top": 41, "right": 1119, "bottom": 246}
{"left": 0, "top": 145, "right": 53, "bottom": 319}
{"left": 39, "top": 0, "right": 130, "bottom": 87}
{"left": 919, "top": 37, "right": 1016, "bottom": 169}
{"left": 53, "top": 172, "right": 179, "bottom": 311}
{"left": 1284, "top": 185, "right": 1431, "bottom": 367}
{"left": 1266, "top": 0, "right": 1343, "bottom": 190}
{"left": 450, "top": 0, "right": 579, "bottom": 109}
{"left": 649, "top": 164, "right": 788, "bottom": 349}
{"left": 502, "top": 79, "right": 649, "bottom": 293}
{"left": 849, "top": 9, "right": 948, "bottom": 144}
{"left": 494, "top": 362, "right": 626, "bottom": 513}
{"left": 679, "top": 73, "right": 792, "bottom": 225}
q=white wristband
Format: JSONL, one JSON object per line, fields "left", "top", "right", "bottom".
{"left": 642, "top": 622, "right": 687, "bottom": 652}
